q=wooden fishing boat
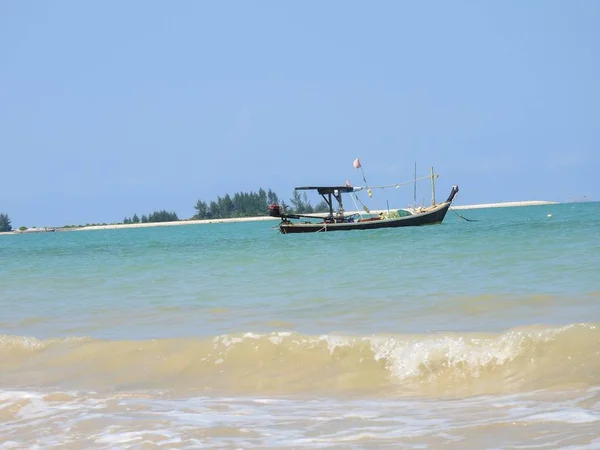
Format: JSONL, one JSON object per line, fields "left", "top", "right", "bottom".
{"left": 268, "top": 170, "right": 459, "bottom": 234}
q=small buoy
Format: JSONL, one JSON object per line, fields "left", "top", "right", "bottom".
{"left": 547, "top": 214, "right": 552, "bottom": 218}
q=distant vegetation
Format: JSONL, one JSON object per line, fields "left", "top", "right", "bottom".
{"left": 123, "top": 210, "right": 179, "bottom": 224}
{"left": 0, "top": 213, "right": 11, "bottom": 232}
{"left": 13, "top": 188, "right": 333, "bottom": 231}
{"left": 193, "top": 188, "right": 328, "bottom": 220}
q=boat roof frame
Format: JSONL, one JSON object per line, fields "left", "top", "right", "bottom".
{"left": 294, "top": 186, "right": 356, "bottom": 195}
{"left": 293, "top": 185, "right": 357, "bottom": 220}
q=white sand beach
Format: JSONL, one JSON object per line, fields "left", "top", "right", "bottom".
{"left": 74, "top": 200, "right": 558, "bottom": 232}
{"left": 72, "top": 215, "right": 279, "bottom": 231}
{"left": 451, "top": 200, "right": 558, "bottom": 210}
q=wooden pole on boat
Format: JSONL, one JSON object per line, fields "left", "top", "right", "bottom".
{"left": 413, "top": 162, "right": 417, "bottom": 209}
{"left": 430, "top": 166, "right": 436, "bottom": 206}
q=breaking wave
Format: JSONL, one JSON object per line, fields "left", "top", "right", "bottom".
{"left": 2, "top": 323, "right": 599, "bottom": 397}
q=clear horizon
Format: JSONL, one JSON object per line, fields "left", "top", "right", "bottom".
{"left": 1, "top": 1, "right": 598, "bottom": 227}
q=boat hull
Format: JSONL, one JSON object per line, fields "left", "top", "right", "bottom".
{"left": 279, "top": 201, "right": 453, "bottom": 234}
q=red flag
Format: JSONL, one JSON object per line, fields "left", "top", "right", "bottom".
{"left": 353, "top": 158, "right": 361, "bottom": 169}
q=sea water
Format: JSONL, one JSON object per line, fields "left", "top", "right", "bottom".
{"left": 1, "top": 202, "right": 599, "bottom": 449}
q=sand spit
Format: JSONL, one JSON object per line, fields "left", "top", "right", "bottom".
{"left": 0, "top": 200, "right": 560, "bottom": 235}
{"left": 72, "top": 215, "right": 279, "bottom": 231}
{"left": 452, "top": 200, "right": 558, "bottom": 210}
{"left": 71, "top": 200, "right": 558, "bottom": 232}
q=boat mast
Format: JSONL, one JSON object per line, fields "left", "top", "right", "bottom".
{"left": 430, "top": 166, "right": 436, "bottom": 206}
{"left": 413, "top": 162, "right": 417, "bottom": 209}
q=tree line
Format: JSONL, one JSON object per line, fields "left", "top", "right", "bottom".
{"left": 123, "top": 210, "right": 179, "bottom": 224}
{"left": 0, "top": 188, "right": 331, "bottom": 231}
{"left": 192, "top": 188, "right": 328, "bottom": 220}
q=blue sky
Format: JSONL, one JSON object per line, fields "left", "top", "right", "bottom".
{"left": 1, "top": 1, "right": 598, "bottom": 226}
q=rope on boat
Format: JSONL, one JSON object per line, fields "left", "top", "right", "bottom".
{"left": 450, "top": 207, "right": 478, "bottom": 222}
{"left": 352, "top": 173, "right": 438, "bottom": 214}
{"left": 448, "top": 192, "right": 478, "bottom": 222}
{"left": 350, "top": 193, "right": 369, "bottom": 217}
{"left": 316, "top": 224, "right": 327, "bottom": 233}
{"left": 361, "top": 174, "right": 439, "bottom": 190}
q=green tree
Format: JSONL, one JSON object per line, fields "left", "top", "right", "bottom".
{"left": 209, "top": 201, "right": 220, "bottom": 219}
{"left": 194, "top": 187, "right": 285, "bottom": 219}
{"left": 267, "top": 189, "right": 279, "bottom": 205}
{"left": 147, "top": 210, "right": 178, "bottom": 222}
{"left": 302, "top": 192, "right": 314, "bottom": 213}
{"left": 0, "top": 213, "right": 12, "bottom": 232}
{"left": 194, "top": 200, "right": 209, "bottom": 219}
{"left": 314, "top": 200, "right": 329, "bottom": 212}
{"left": 132, "top": 214, "right": 140, "bottom": 224}
{"left": 219, "top": 194, "right": 235, "bottom": 217}
{"left": 258, "top": 188, "right": 267, "bottom": 208}
{"left": 289, "top": 190, "right": 305, "bottom": 213}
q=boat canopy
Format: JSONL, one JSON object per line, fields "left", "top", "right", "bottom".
{"left": 294, "top": 186, "right": 359, "bottom": 195}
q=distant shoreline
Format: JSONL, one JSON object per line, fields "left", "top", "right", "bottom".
{"left": 451, "top": 200, "right": 559, "bottom": 210}
{"left": 0, "top": 200, "right": 561, "bottom": 235}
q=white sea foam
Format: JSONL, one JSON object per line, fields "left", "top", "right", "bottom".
{"left": 2, "top": 387, "right": 599, "bottom": 449}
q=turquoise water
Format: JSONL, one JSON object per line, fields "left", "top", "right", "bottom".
{"left": 2, "top": 202, "right": 598, "bottom": 339}
{"left": 1, "top": 202, "right": 600, "bottom": 448}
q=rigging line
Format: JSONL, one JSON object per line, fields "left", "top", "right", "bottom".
{"left": 360, "top": 168, "right": 373, "bottom": 198}
{"left": 363, "top": 174, "right": 439, "bottom": 190}
{"left": 353, "top": 193, "right": 371, "bottom": 214}
{"left": 350, "top": 193, "right": 368, "bottom": 217}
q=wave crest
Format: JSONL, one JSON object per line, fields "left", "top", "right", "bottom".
{"left": 2, "top": 323, "right": 598, "bottom": 396}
